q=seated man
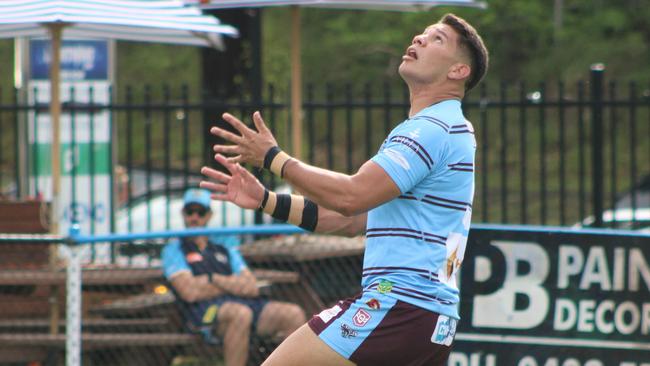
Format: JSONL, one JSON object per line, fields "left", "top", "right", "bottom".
{"left": 162, "top": 188, "right": 306, "bottom": 366}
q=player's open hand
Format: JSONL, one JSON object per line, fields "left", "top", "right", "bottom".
{"left": 211, "top": 111, "right": 278, "bottom": 168}
{"left": 199, "top": 154, "right": 266, "bottom": 210}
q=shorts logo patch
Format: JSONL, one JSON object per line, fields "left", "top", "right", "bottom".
{"left": 340, "top": 323, "right": 358, "bottom": 338}
{"left": 352, "top": 309, "right": 371, "bottom": 327}
{"left": 377, "top": 280, "right": 393, "bottom": 294}
{"left": 431, "top": 315, "right": 457, "bottom": 346}
{"left": 366, "top": 298, "right": 380, "bottom": 310}
{"left": 317, "top": 304, "right": 343, "bottom": 324}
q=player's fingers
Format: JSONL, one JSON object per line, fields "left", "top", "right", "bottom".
{"left": 226, "top": 155, "right": 244, "bottom": 164}
{"left": 200, "top": 166, "right": 231, "bottom": 183}
{"left": 210, "top": 126, "right": 243, "bottom": 144}
{"left": 199, "top": 181, "right": 228, "bottom": 193}
{"left": 252, "top": 111, "right": 271, "bottom": 134}
{"left": 211, "top": 193, "right": 229, "bottom": 201}
{"left": 222, "top": 113, "right": 254, "bottom": 137}
{"left": 213, "top": 144, "right": 240, "bottom": 155}
{"left": 212, "top": 154, "right": 240, "bottom": 175}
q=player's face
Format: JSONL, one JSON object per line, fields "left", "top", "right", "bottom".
{"left": 182, "top": 204, "right": 211, "bottom": 228}
{"left": 398, "top": 23, "right": 462, "bottom": 85}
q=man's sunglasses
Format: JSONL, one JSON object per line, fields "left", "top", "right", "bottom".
{"left": 183, "top": 206, "right": 208, "bottom": 217}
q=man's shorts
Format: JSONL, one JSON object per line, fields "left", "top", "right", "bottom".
{"left": 184, "top": 295, "right": 270, "bottom": 331}
{"left": 308, "top": 290, "right": 456, "bottom": 366}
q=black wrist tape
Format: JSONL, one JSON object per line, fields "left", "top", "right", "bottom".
{"left": 258, "top": 189, "right": 270, "bottom": 211}
{"left": 263, "top": 146, "right": 282, "bottom": 170}
{"left": 264, "top": 146, "right": 292, "bottom": 177}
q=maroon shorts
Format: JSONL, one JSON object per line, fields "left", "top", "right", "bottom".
{"left": 308, "top": 291, "right": 455, "bottom": 366}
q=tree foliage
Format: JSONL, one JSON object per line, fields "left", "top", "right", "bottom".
{"left": 0, "top": 0, "right": 648, "bottom": 96}
{"left": 262, "top": 0, "right": 650, "bottom": 91}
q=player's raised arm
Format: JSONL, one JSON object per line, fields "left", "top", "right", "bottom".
{"left": 211, "top": 112, "right": 401, "bottom": 217}
{"left": 200, "top": 155, "right": 367, "bottom": 237}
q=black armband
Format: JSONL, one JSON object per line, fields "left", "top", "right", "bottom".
{"left": 260, "top": 190, "right": 319, "bottom": 232}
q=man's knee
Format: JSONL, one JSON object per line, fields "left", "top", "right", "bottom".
{"left": 284, "top": 304, "right": 306, "bottom": 324}
{"left": 220, "top": 302, "right": 254, "bottom": 328}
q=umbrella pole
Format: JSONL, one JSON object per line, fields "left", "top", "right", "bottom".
{"left": 47, "top": 22, "right": 64, "bottom": 336}
{"left": 290, "top": 6, "right": 302, "bottom": 160}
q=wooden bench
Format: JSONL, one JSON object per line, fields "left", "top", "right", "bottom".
{"left": 0, "top": 267, "right": 300, "bottom": 365}
{"left": 0, "top": 200, "right": 50, "bottom": 234}
{"left": 0, "top": 317, "right": 170, "bottom": 332}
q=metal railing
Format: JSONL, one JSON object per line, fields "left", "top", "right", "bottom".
{"left": 1, "top": 66, "right": 648, "bottom": 236}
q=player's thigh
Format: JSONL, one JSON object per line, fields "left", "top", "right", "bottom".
{"left": 256, "top": 301, "right": 305, "bottom": 335}
{"left": 262, "top": 323, "right": 355, "bottom": 366}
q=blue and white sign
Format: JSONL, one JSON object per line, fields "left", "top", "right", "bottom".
{"left": 30, "top": 39, "right": 109, "bottom": 80}
{"left": 25, "top": 38, "right": 114, "bottom": 264}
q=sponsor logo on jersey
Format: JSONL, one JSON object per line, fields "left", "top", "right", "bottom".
{"left": 317, "top": 304, "right": 343, "bottom": 323}
{"left": 384, "top": 148, "right": 411, "bottom": 170}
{"left": 431, "top": 315, "right": 457, "bottom": 346}
{"left": 352, "top": 308, "right": 371, "bottom": 327}
{"left": 366, "top": 298, "right": 381, "bottom": 310}
{"left": 214, "top": 252, "right": 228, "bottom": 264}
{"left": 340, "top": 323, "right": 358, "bottom": 338}
{"left": 377, "top": 279, "right": 393, "bottom": 294}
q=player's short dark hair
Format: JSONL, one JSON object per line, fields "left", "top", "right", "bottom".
{"left": 440, "top": 13, "right": 489, "bottom": 92}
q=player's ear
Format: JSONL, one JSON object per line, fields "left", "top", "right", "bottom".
{"left": 448, "top": 62, "right": 471, "bottom": 82}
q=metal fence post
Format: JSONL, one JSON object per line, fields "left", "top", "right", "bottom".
{"left": 590, "top": 64, "right": 605, "bottom": 228}
{"left": 66, "top": 224, "right": 82, "bottom": 366}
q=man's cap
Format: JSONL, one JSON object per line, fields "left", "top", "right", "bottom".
{"left": 183, "top": 188, "right": 212, "bottom": 209}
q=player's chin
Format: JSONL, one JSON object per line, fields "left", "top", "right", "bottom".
{"left": 398, "top": 64, "right": 415, "bottom": 81}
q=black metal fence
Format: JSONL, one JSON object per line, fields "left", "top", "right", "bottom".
{"left": 1, "top": 66, "right": 649, "bottom": 232}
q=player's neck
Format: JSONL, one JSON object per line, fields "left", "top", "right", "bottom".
{"left": 408, "top": 84, "right": 464, "bottom": 117}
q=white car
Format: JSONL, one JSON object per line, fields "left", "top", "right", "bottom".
{"left": 577, "top": 177, "right": 650, "bottom": 232}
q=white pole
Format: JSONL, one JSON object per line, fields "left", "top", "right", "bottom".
{"left": 66, "top": 225, "right": 82, "bottom": 366}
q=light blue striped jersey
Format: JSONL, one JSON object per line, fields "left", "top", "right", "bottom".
{"left": 367, "top": 99, "right": 475, "bottom": 319}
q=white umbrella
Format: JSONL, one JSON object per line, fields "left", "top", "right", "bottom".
{"left": 186, "top": 0, "right": 485, "bottom": 160}
{"left": 0, "top": 0, "right": 239, "bottom": 236}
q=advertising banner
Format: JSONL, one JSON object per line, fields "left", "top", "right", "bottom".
{"left": 26, "top": 38, "right": 113, "bottom": 263}
{"left": 450, "top": 226, "right": 650, "bottom": 366}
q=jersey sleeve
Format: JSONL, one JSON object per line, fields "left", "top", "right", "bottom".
{"left": 371, "top": 119, "right": 448, "bottom": 193}
{"left": 227, "top": 247, "right": 248, "bottom": 275}
{"left": 161, "top": 239, "right": 191, "bottom": 279}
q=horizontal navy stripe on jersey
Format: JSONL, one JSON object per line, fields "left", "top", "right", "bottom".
{"left": 390, "top": 135, "right": 434, "bottom": 165}
{"left": 363, "top": 266, "right": 431, "bottom": 274}
{"left": 450, "top": 123, "right": 472, "bottom": 134}
{"left": 363, "top": 267, "right": 439, "bottom": 283}
{"left": 389, "top": 135, "right": 432, "bottom": 169}
{"left": 366, "top": 228, "right": 447, "bottom": 245}
{"left": 398, "top": 195, "right": 418, "bottom": 200}
{"left": 448, "top": 162, "right": 474, "bottom": 172}
{"left": 366, "top": 282, "right": 453, "bottom": 305}
{"left": 367, "top": 233, "right": 445, "bottom": 245}
{"left": 421, "top": 199, "right": 466, "bottom": 211}
{"left": 416, "top": 116, "right": 449, "bottom": 132}
{"left": 366, "top": 228, "right": 447, "bottom": 241}
{"left": 362, "top": 271, "right": 440, "bottom": 283}
{"left": 423, "top": 195, "right": 472, "bottom": 208}
{"left": 449, "top": 129, "right": 474, "bottom": 134}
